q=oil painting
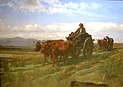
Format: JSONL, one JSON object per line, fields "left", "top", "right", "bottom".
{"left": 0, "top": 0, "right": 123, "bottom": 87}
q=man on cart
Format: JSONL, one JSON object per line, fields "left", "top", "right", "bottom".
{"left": 66, "top": 23, "right": 93, "bottom": 57}
{"left": 73, "top": 23, "right": 90, "bottom": 45}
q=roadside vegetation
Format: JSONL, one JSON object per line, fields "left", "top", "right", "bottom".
{"left": 0, "top": 43, "right": 123, "bottom": 87}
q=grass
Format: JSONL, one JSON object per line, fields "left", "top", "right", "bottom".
{"left": 0, "top": 43, "right": 123, "bottom": 87}
{"left": 99, "top": 49, "right": 123, "bottom": 87}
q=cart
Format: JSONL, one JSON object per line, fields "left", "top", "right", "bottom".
{"left": 66, "top": 32, "right": 93, "bottom": 58}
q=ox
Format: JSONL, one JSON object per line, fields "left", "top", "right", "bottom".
{"left": 33, "top": 40, "right": 45, "bottom": 52}
{"left": 33, "top": 41, "right": 41, "bottom": 52}
{"left": 40, "top": 39, "right": 64, "bottom": 65}
{"left": 97, "top": 39, "right": 108, "bottom": 51}
{"left": 108, "top": 38, "right": 114, "bottom": 51}
{"left": 51, "top": 41, "right": 73, "bottom": 67}
{"left": 104, "top": 36, "right": 114, "bottom": 51}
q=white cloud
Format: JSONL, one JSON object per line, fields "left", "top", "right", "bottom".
{"left": 0, "top": 20, "right": 12, "bottom": 32}
{"left": 85, "top": 22, "right": 123, "bottom": 33}
{"left": 0, "top": 0, "right": 102, "bottom": 15}
{"left": 85, "top": 22, "right": 123, "bottom": 43}
{"left": 90, "top": 2, "right": 102, "bottom": 9}
{"left": 64, "top": 2, "right": 79, "bottom": 9}
{"left": 0, "top": 21, "right": 123, "bottom": 42}
{"left": 42, "top": 0, "right": 60, "bottom": 4}
{"left": 24, "top": 24, "right": 45, "bottom": 32}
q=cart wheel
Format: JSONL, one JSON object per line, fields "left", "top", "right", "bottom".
{"left": 83, "top": 37, "right": 93, "bottom": 57}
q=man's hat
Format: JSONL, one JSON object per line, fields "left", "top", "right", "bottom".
{"left": 79, "top": 23, "right": 83, "bottom": 26}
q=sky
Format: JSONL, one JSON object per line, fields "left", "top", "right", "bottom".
{"left": 0, "top": 0, "right": 123, "bottom": 42}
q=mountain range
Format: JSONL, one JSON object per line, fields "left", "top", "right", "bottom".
{"left": 0, "top": 37, "right": 39, "bottom": 47}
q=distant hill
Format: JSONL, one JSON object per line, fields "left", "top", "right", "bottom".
{"left": 0, "top": 37, "right": 39, "bottom": 47}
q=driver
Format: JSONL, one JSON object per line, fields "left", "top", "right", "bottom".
{"left": 73, "top": 23, "right": 87, "bottom": 41}
{"left": 75, "top": 23, "right": 86, "bottom": 34}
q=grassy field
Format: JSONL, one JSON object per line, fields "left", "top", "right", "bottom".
{"left": 0, "top": 43, "right": 123, "bottom": 87}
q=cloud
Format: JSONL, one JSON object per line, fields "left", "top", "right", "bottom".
{"left": 85, "top": 22, "right": 123, "bottom": 42}
{"left": 0, "top": 20, "right": 123, "bottom": 42}
{"left": 0, "top": 0, "right": 102, "bottom": 15}
{"left": 0, "top": 20, "right": 12, "bottom": 33}
{"left": 85, "top": 22, "right": 123, "bottom": 33}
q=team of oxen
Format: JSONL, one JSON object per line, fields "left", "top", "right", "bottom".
{"left": 34, "top": 39, "right": 75, "bottom": 67}
{"left": 34, "top": 36, "right": 114, "bottom": 67}
{"left": 97, "top": 36, "right": 114, "bottom": 51}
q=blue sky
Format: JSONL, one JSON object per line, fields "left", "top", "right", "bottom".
{"left": 0, "top": 0, "right": 123, "bottom": 42}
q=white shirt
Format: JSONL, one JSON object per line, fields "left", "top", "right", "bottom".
{"left": 79, "top": 28, "right": 83, "bottom": 33}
